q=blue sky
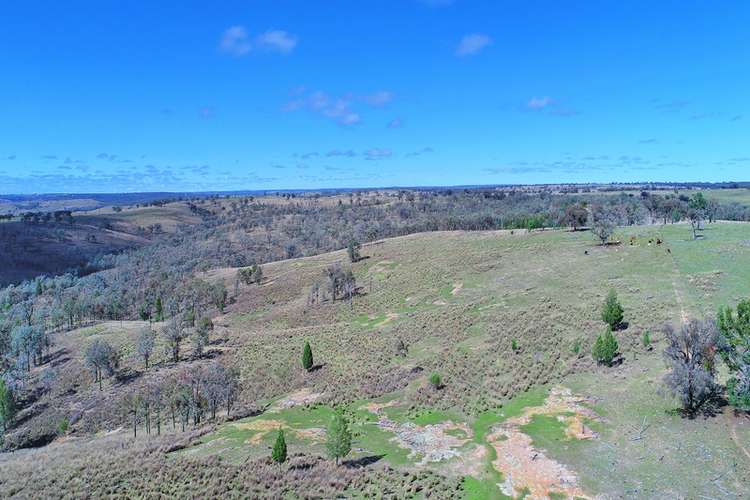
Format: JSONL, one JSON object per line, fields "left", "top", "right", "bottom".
{"left": 1, "top": 0, "right": 749, "bottom": 194}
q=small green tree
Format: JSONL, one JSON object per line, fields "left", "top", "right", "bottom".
{"left": 0, "top": 379, "right": 16, "bottom": 432}
{"left": 592, "top": 326, "right": 619, "bottom": 366}
{"left": 136, "top": 327, "right": 156, "bottom": 369}
{"left": 718, "top": 299, "right": 750, "bottom": 411}
{"left": 138, "top": 303, "right": 151, "bottom": 322}
{"left": 271, "top": 429, "right": 287, "bottom": 464}
{"left": 302, "top": 341, "right": 314, "bottom": 371}
{"left": 601, "top": 289, "right": 624, "bottom": 329}
{"left": 154, "top": 297, "right": 164, "bottom": 322}
{"left": 326, "top": 413, "right": 352, "bottom": 465}
{"left": 238, "top": 264, "right": 263, "bottom": 286}
{"left": 193, "top": 316, "right": 214, "bottom": 358}
{"left": 429, "top": 372, "right": 442, "bottom": 389}
{"left": 642, "top": 331, "right": 652, "bottom": 350}
{"left": 347, "top": 240, "right": 361, "bottom": 263}
{"left": 84, "top": 339, "right": 120, "bottom": 390}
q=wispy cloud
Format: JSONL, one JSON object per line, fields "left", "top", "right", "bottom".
{"left": 525, "top": 96, "right": 579, "bottom": 117}
{"left": 364, "top": 148, "right": 392, "bottom": 161}
{"left": 326, "top": 149, "right": 357, "bottom": 158}
{"left": 220, "top": 26, "right": 298, "bottom": 56}
{"left": 456, "top": 33, "right": 491, "bottom": 56}
{"left": 527, "top": 96, "right": 554, "bottom": 110}
{"left": 256, "top": 30, "right": 298, "bottom": 54}
{"left": 364, "top": 91, "right": 394, "bottom": 107}
{"left": 295, "top": 152, "right": 319, "bottom": 159}
{"left": 283, "top": 88, "right": 395, "bottom": 126}
{"left": 406, "top": 147, "right": 434, "bottom": 158}
{"left": 387, "top": 117, "right": 404, "bottom": 129}
{"left": 651, "top": 99, "right": 690, "bottom": 113}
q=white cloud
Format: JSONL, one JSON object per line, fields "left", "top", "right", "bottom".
{"left": 456, "top": 33, "right": 491, "bottom": 56}
{"left": 220, "top": 26, "right": 252, "bottom": 56}
{"left": 219, "top": 26, "right": 298, "bottom": 56}
{"left": 256, "top": 30, "right": 298, "bottom": 54}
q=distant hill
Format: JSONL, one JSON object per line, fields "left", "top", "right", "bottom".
{"left": 0, "top": 201, "right": 203, "bottom": 285}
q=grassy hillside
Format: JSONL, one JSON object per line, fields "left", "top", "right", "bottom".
{"left": 2, "top": 222, "right": 749, "bottom": 498}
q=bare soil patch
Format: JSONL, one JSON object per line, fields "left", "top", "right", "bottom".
{"left": 489, "top": 387, "right": 600, "bottom": 499}
{"left": 364, "top": 401, "right": 473, "bottom": 465}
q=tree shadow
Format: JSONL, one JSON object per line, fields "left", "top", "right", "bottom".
{"left": 114, "top": 368, "right": 142, "bottom": 386}
{"left": 200, "top": 350, "right": 223, "bottom": 360}
{"left": 614, "top": 321, "right": 630, "bottom": 332}
{"left": 288, "top": 461, "right": 316, "bottom": 471}
{"left": 12, "top": 401, "right": 49, "bottom": 428}
{"left": 670, "top": 393, "right": 728, "bottom": 420}
{"left": 45, "top": 348, "right": 70, "bottom": 368}
{"left": 309, "top": 363, "right": 326, "bottom": 373}
{"left": 696, "top": 393, "right": 728, "bottom": 419}
{"left": 343, "top": 454, "right": 385, "bottom": 468}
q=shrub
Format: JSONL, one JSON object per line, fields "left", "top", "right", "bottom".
{"left": 601, "top": 289, "right": 624, "bottom": 329}
{"left": 571, "top": 339, "right": 582, "bottom": 355}
{"left": 592, "top": 326, "right": 618, "bottom": 366}
{"left": 511, "top": 339, "right": 519, "bottom": 352}
{"left": 429, "top": 372, "right": 442, "bottom": 389}
{"left": 302, "top": 342, "right": 314, "bottom": 371}
{"left": 663, "top": 319, "right": 718, "bottom": 414}
{"left": 727, "top": 371, "right": 750, "bottom": 411}
{"left": 57, "top": 417, "right": 69, "bottom": 435}
{"left": 394, "top": 338, "right": 408, "bottom": 357}
{"left": 271, "top": 429, "right": 287, "bottom": 464}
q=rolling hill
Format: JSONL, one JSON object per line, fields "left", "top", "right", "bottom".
{"left": 2, "top": 221, "right": 749, "bottom": 498}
